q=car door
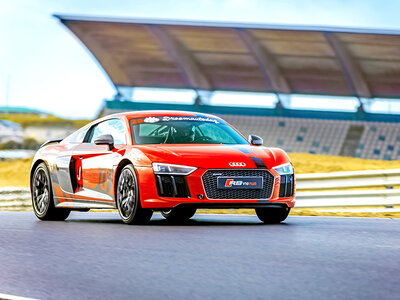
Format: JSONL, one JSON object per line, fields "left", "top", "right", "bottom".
{"left": 51, "top": 126, "right": 90, "bottom": 205}
{"left": 72, "top": 118, "right": 128, "bottom": 205}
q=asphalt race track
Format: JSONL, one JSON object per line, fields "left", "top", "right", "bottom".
{"left": 0, "top": 212, "right": 399, "bottom": 300}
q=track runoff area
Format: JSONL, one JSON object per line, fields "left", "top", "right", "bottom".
{"left": 0, "top": 211, "right": 399, "bottom": 300}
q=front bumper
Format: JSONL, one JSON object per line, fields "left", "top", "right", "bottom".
{"left": 136, "top": 166, "right": 295, "bottom": 209}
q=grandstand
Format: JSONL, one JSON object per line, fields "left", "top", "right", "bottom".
{"left": 223, "top": 115, "right": 400, "bottom": 160}
{"left": 55, "top": 15, "right": 400, "bottom": 160}
{"left": 98, "top": 99, "right": 400, "bottom": 160}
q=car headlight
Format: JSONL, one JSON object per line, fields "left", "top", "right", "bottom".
{"left": 152, "top": 163, "right": 197, "bottom": 175}
{"left": 273, "top": 163, "right": 294, "bottom": 175}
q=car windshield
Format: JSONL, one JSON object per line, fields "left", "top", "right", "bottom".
{"left": 130, "top": 116, "right": 249, "bottom": 145}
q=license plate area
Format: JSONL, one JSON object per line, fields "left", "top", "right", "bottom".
{"left": 217, "top": 176, "right": 263, "bottom": 190}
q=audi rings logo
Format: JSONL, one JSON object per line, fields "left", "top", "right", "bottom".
{"left": 229, "top": 162, "right": 246, "bottom": 167}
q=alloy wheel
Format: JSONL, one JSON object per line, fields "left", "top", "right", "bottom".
{"left": 33, "top": 168, "right": 50, "bottom": 215}
{"left": 117, "top": 169, "right": 136, "bottom": 219}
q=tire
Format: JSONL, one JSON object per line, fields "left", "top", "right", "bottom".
{"left": 161, "top": 207, "right": 196, "bottom": 222}
{"left": 116, "top": 165, "right": 153, "bottom": 224}
{"left": 255, "top": 206, "right": 291, "bottom": 224}
{"left": 31, "top": 162, "right": 71, "bottom": 221}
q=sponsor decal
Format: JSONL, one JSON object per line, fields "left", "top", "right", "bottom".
{"left": 95, "top": 168, "right": 112, "bottom": 194}
{"left": 162, "top": 116, "right": 220, "bottom": 124}
{"left": 229, "top": 162, "right": 246, "bottom": 167}
{"left": 143, "top": 117, "right": 160, "bottom": 123}
{"left": 225, "top": 178, "right": 258, "bottom": 187}
{"left": 131, "top": 116, "right": 220, "bottom": 124}
{"left": 130, "top": 118, "right": 144, "bottom": 124}
{"left": 217, "top": 176, "right": 263, "bottom": 189}
{"left": 225, "top": 179, "right": 234, "bottom": 187}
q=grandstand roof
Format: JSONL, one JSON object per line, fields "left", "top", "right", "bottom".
{"left": 56, "top": 15, "right": 400, "bottom": 99}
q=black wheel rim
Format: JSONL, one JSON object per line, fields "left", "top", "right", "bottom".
{"left": 33, "top": 168, "right": 49, "bottom": 215}
{"left": 117, "top": 169, "right": 136, "bottom": 219}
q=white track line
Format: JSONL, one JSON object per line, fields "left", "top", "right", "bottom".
{"left": 0, "top": 293, "right": 38, "bottom": 300}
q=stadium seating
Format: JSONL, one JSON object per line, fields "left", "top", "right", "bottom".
{"left": 220, "top": 115, "right": 400, "bottom": 160}
{"left": 99, "top": 100, "right": 400, "bottom": 160}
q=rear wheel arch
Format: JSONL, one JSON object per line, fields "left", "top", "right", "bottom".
{"left": 30, "top": 160, "right": 54, "bottom": 206}
{"left": 31, "top": 161, "right": 71, "bottom": 220}
{"left": 30, "top": 159, "right": 47, "bottom": 182}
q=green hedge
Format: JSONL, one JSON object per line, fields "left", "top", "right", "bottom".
{"left": 1, "top": 114, "right": 91, "bottom": 129}
{"left": 0, "top": 138, "right": 41, "bottom": 150}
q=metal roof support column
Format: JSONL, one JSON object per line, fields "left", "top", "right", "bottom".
{"left": 325, "top": 32, "right": 371, "bottom": 101}
{"left": 237, "top": 29, "right": 291, "bottom": 94}
{"left": 275, "top": 93, "right": 291, "bottom": 115}
{"left": 195, "top": 90, "right": 213, "bottom": 106}
{"left": 148, "top": 25, "right": 211, "bottom": 105}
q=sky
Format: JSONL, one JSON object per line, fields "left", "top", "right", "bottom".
{"left": 2, "top": 0, "right": 400, "bottom": 119}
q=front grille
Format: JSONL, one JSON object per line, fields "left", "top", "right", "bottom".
{"left": 279, "top": 174, "right": 294, "bottom": 198}
{"left": 202, "top": 169, "right": 274, "bottom": 200}
{"left": 155, "top": 175, "right": 190, "bottom": 198}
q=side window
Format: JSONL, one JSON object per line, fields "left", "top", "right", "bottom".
{"left": 87, "top": 119, "right": 127, "bottom": 145}
{"left": 63, "top": 127, "right": 89, "bottom": 143}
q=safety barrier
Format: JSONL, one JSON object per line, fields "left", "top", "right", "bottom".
{"left": 1, "top": 169, "right": 400, "bottom": 209}
{"left": 295, "top": 169, "right": 400, "bottom": 208}
{"left": 0, "top": 187, "right": 31, "bottom": 209}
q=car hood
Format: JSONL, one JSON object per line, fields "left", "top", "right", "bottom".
{"left": 134, "top": 144, "right": 290, "bottom": 169}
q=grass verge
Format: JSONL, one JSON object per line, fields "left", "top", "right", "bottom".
{"left": 2, "top": 114, "right": 90, "bottom": 129}
{"left": 0, "top": 158, "right": 32, "bottom": 187}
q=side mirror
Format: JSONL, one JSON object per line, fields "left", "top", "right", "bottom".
{"left": 249, "top": 135, "right": 263, "bottom": 146}
{"left": 94, "top": 134, "right": 114, "bottom": 150}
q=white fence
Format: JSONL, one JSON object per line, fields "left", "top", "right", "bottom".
{"left": 1, "top": 169, "right": 400, "bottom": 209}
{"left": 295, "top": 169, "right": 400, "bottom": 208}
{"left": 0, "top": 187, "right": 31, "bottom": 209}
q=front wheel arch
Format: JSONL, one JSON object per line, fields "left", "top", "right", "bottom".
{"left": 113, "top": 159, "right": 136, "bottom": 203}
{"left": 115, "top": 164, "right": 153, "bottom": 224}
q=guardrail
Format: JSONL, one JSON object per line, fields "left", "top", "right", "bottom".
{"left": 1, "top": 169, "right": 400, "bottom": 209}
{"left": 296, "top": 169, "right": 400, "bottom": 190}
{"left": 295, "top": 169, "right": 400, "bottom": 208}
{"left": 0, "top": 187, "right": 31, "bottom": 209}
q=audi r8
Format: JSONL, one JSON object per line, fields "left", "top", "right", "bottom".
{"left": 30, "top": 111, "right": 295, "bottom": 224}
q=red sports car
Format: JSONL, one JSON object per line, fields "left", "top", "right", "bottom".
{"left": 30, "top": 111, "right": 295, "bottom": 224}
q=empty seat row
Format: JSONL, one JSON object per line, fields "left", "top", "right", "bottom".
{"left": 219, "top": 115, "right": 400, "bottom": 160}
